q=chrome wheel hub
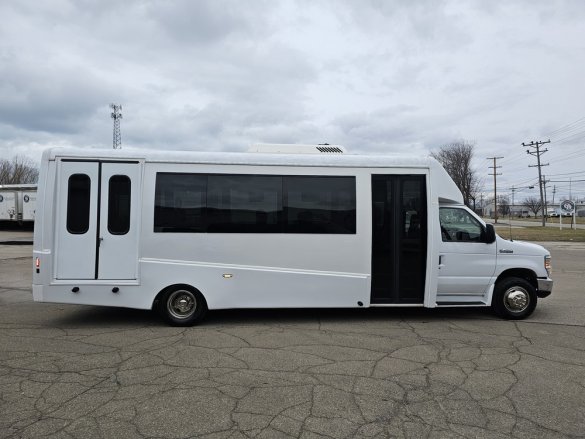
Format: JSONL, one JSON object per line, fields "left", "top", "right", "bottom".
{"left": 168, "top": 290, "right": 196, "bottom": 319}
{"left": 504, "top": 288, "right": 529, "bottom": 312}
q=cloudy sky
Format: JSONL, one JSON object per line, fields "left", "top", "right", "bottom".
{"left": 1, "top": 0, "right": 585, "bottom": 201}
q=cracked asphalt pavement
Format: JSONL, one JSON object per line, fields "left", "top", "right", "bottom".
{"left": 1, "top": 234, "right": 584, "bottom": 438}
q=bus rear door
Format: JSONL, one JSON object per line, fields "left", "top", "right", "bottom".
{"left": 55, "top": 161, "right": 141, "bottom": 280}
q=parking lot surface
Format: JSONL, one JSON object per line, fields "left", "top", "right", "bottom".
{"left": 1, "top": 232, "right": 584, "bottom": 438}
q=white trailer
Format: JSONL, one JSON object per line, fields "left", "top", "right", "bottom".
{"left": 32, "top": 146, "right": 553, "bottom": 325}
{"left": 0, "top": 184, "right": 37, "bottom": 223}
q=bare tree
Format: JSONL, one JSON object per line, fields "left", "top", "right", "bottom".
{"left": 431, "top": 141, "right": 482, "bottom": 208}
{"left": 0, "top": 156, "right": 39, "bottom": 184}
{"left": 498, "top": 195, "right": 510, "bottom": 216}
{"left": 523, "top": 196, "right": 542, "bottom": 217}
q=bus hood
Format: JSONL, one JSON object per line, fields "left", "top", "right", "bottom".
{"left": 496, "top": 236, "right": 550, "bottom": 256}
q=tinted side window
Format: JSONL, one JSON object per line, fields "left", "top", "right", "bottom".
{"left": 284, "top": 176, "right": 356, "bottom": 234}
{"left": 207, "top": 175, "right": 283, "bottom": 232}
{"left": 439, "top": 207, "right": 483, "bottom": 242}
{"left": 108, "top": 175, "right": 131, "bottom": 235}
{"left": 154, "top": 173, "right": 207, "bottom": 232}
{"left": 67, "top": 174, "right": 91, "bottom": 234}
{"left": 403, "top": 179, "right": 424, "bottom": 238}
{"left": 153, "top": 173, "right": 357, "bottom": 234}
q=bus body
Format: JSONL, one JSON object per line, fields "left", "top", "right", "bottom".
{"left": 32, "top": 146, "right": 553, "bottom": 325}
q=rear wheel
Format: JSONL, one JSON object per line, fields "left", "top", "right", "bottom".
{"left": 157, "top": 285, "right": 207, "bottom": 326}
{"left": 492, "top": 277, "right": 537, "bottom": 320}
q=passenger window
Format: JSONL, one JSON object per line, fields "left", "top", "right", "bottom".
{"left": 402, "top": 179, "right": 424, "bottom": 239}
{"left": 66, "top": 174, "right": 91, "bottom": 234}
{"left": 284, "top": 176, "right": 356, "bottom": 234}
{"left": 153, "top": 173, "right": 356, "bottom": 234}
{"left": 207, "top": 175, "right": 283, "bottom": 232}
{"left": 439, "top": 208, "right": 484, "bottom": 242}
{"left": 108, "top": 175, "right": 131, "bottom": 235}
{"left": 154, "top": 173, "right": 207, "bottom": 232}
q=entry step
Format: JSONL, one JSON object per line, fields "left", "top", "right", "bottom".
{"left": 436, "top": 301, "right": 487, "bottom": 307}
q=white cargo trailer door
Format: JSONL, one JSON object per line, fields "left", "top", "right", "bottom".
{"left": 21, "top": 191, "right": 37, "bottom": 221}
{"left": 97, "top": 162, "right": 140, "bottom": 279}
{"left": 0, "top": 191, "right": 18, "bottom": 220}
{"left": 55, "top": 162, "right": 99, "bottom": 279}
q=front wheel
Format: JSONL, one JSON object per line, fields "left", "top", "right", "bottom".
{"left": 492, "top": 277, "right": 537, "bottom": 320}
{"left": 157, "top": 285, "right": 207, "bottom": 326}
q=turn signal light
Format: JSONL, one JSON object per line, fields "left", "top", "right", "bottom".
{"left": 544, "top": 255, "right": 551, "bottom": 276}
{"left": 35, "top": 257, "right": 40, "bottom": 268}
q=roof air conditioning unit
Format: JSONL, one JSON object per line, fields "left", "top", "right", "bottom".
{"left": 248, "top": 143, "right": 346, "bottom": 154}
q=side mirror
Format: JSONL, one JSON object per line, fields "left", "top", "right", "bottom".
{"left": 485, "top": 224, "right": 496, "bottom": 244}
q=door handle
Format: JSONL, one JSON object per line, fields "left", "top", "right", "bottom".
{"left": 439, "top": 254, "right": 445, "bottom": 268}
{"left": 98, "top": 237, "right": 103, "bottom": 246}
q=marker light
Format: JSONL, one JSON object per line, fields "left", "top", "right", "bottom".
{"left": 35, "top": 257, "right": 40, "bottom": 269}
{"left": 544, "top": 255, "right": 551, "bottom": 276}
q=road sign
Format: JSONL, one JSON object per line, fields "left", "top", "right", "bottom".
{"left": 560, "top": 200, "right": 575, "bottom": 214}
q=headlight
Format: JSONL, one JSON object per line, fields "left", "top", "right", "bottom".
{"left": 544, "top": 255, "right": 552, "bottom": 276}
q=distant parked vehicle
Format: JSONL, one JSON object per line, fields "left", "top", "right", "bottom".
{"left": 548, "top": 209, "right": 571, "bottom": 218}
{"left": 0, "top": 184, "right": 37, "bottom": 224}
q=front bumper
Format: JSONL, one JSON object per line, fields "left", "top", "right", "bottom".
{"left": 537, "top": 278, "right": 553, "bottom": 298}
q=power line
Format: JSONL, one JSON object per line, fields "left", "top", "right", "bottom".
{"left": 498, "top": 149, "right": 526, "bottom": 166}
{"left": 545, "top": 170, "right": 585, "bottom": 177}
{"left": 551, "top": 130, "right": 585, "bottom": 145}
{"left": 503, "top": 175, "right": 539, "bottom": 190}
{"left": 545, "top": 116, "right": 585, "bottom": 137}
{"left": 548, "top": 150, "right": 585, "bottom": 167}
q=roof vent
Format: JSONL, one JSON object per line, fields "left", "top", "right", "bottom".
{"left": 249, "top": 143, "right": 346, "bottom": 154}
{"left": 316, "top": 146, "right": 344, "bottom": 153}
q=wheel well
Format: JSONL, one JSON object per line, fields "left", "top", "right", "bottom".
{"left": 152, "top": 284, "right": 207, "bottom": 310}
{"left": 495, "top": 268, "right": 538, "bottom": 289}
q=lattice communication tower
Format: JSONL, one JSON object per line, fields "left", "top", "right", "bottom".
{"left": 110, "top": 103, "right": 122, "bottom": 149}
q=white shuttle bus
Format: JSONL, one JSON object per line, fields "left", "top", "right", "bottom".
{"left": 32, "top": 145, "right": 553, "bottom": 325}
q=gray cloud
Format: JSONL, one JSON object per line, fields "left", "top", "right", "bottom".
{"left": 148, "top": 0, "right": 274, "bottom": 45}
{"left": 0, "top": 0, "right": 584, "bottom": 195}
{"left": 0, "top": 61, "right": 118, "bottom": 134}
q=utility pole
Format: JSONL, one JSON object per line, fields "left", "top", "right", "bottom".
{"left": 110, "top": 103, "right": 123, "bottom": 149}
{"left": 523, "top": 139, "right": 550, "bottom": 226}
{"left": 487, "top": 156, "right": 503, "bottom": 223}
{"left": 552, "top": 185, "right": 556, "bottom": 206}
{"left": 542, "top": 175, "right": 549, "bottom": 217}
{"left": 510, "top": 186, "right": 516, "bottom": 215}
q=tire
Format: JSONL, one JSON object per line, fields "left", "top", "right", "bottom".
{"left": 157, "top": 285, "right": 207, "bottom": 326}
{"left": 492, "top": 277, "right": 537, "bottom": 320}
